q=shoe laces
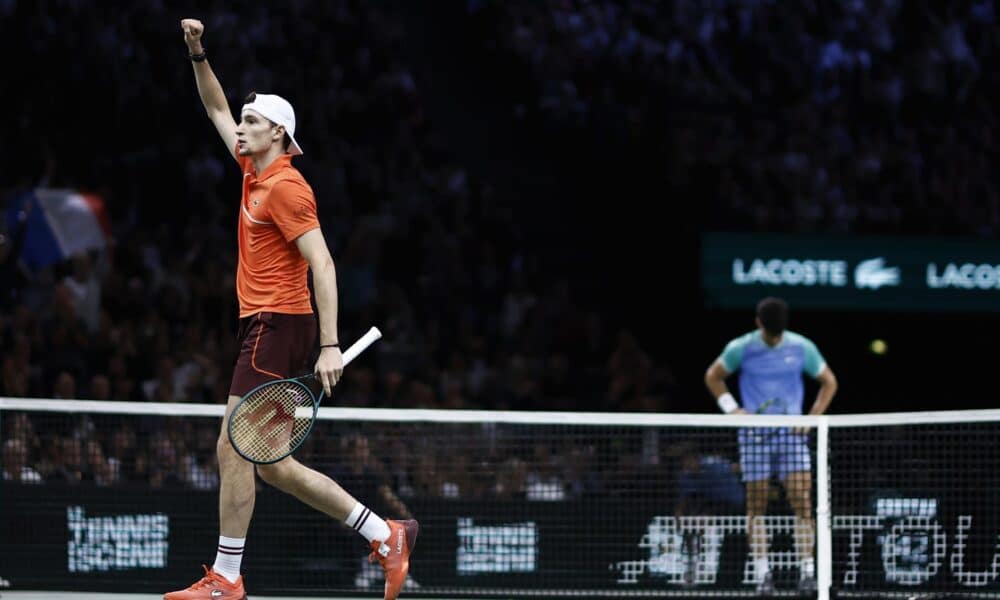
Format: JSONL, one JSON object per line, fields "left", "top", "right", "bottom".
{"left": 190, "top": 565, "right": 223, "bottom": 590}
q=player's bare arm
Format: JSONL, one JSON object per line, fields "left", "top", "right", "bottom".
{"left": 181, "top": 18, "right": 238, "bottom": 160}
{"left": 295, "top": 228, "right": 342, "bottom": 395}
{"left": 807, "top": 366, "right": 838, "bottom": 416}
{"left": 790, "top": 365, "right": 837, "bottom": 434}
{"left": 705, "top": 360, "right": 747, "bottom": 414}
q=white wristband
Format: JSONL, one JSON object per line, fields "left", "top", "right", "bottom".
{"left": 717, "top": 392, "right": 738, "bottom": 414}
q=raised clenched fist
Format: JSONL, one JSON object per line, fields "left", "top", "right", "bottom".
{"left": 181, "top": 18, "right": 204, "bottom": 51}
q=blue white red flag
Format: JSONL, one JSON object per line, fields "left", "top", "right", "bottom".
{"left": 6, "top": 189, "right": 111, "bottom": 269}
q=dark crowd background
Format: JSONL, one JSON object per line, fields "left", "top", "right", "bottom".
{"left": 0, "top": 0, "right": 998, "bottom": 488}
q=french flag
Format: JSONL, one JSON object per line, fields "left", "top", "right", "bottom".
{"left": 6, "top": 189, "right": 111, "bottom": 269}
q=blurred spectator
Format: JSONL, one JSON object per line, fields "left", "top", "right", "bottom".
{"left": 62, "top": 254, "right": 102, "bottom": 333}
{"left": 148, "top": 432, "right": 184, "bottom": 488}
{"left": 47, "top": 437, "right": 85, "bottom": 484}
{"left": 329, "top": 432, "right": 412, "bottom": 518}
{"left": 607, "top": 330, "right": 652, "bottom": 408}
{"left": 2, "top": 358, "right": 29, "bottom": 397}
{"left": 0, "top": 199, "right": 32, "bottom": 312}
{"left": 2, "top": 438, "right": 42, "bottom": 484}
{"left": 669, "top": 440, "right": 745, "bottom": 586}
{"left": 52, "top": 370, "right": 77, "bottom": 400}
{"left": 88, "top": 374, "right": 112, "bottom": 400}
{"left": 107, "top": 425, "right": 141, "bottom": 484}
{"left": 670, "top": 441, "right": 744, "bottom": 518}
{"left": 7, "top": 412, "right": 40, "bottom": 452}
{"left": 85, "top": 439, "right": 117, "bottom": 486}
{"left": 181, "top": 425, "right": 219, "bottom": 490}
{"left": 142, "top": 357, "right": 180, "bottom": 403}
{"left": 524, "top": 443, "right": 567, "bottom": 501}
{"left": 494, "top": 456, "right": 528, "bottom": 500}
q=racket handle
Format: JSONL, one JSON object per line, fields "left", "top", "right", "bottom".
{"left": 342, "top": 326, "right": 382, "bottom": 366}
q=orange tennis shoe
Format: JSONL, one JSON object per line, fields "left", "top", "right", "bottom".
{"left": 369, "top": 519, "right": 420, "bottom": 600}
{"left": 163, "top": 565, "right": 246, "bottom": 600}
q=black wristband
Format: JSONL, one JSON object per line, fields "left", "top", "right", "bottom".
{"left": 189, "top": 49, "right": 207, "bottom": 62}
{"left": 320, "top": 344, "right": 339, "bottom": 349}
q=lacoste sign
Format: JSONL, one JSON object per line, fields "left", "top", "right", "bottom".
{"left": 703, "top": 232, "right": 1000, "bottom": 312}
{"left": 731, "top": 257, "right": 901, "bottom": 290}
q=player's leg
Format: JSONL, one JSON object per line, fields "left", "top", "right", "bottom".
{"left": 780, "top": 431, "right": 815, "bottom": 592}
{"left": 251, "top": 313, "right": 418, "bottom": 600}
{"left": 163, "top": 398, "right": 253, "bottom": 599}
{"left": 214, "top": 315, "right": 275, "bottom": 581}
{"left": 164, "top": 316, "right": 268, "bottom": 600}
{"left": 783, "top": 471, "right": 814, "bottom": 560}
{"left": 739, "top": 431, "right": 774, "bottom": 594}
{"left": 251, "top": 313, "right": 389, "bottom": 536}
{"left": 252, "top": 431, "right": 420, "bottom": 600}
{"left": 746, "top": 480, "right": 772, "bottom": 591}
{"left": 255, "top": 456, "right": 357, "bottom": 520}
{"left": 218, "top": 394, "right": 257, "bottom": 537}
{"left": 255, "top": 457, "right": 417, "bottom": 600}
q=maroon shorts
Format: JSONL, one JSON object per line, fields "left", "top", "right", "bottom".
{"left": 229, "top": 311, "right": 317, "bottom": 397}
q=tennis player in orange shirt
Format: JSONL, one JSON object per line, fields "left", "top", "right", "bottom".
{"left": 165, "top": 18, "right": 417, "bottom": 600}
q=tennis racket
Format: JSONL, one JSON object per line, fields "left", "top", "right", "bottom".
{"left": 755, "top": 398, "right": 777, "bottom": 414}
{"left": 227, "top": 326, "right": 382, "bottom": 464}
{"left": 745, "top": 398, "right": 781, "bottom": 442}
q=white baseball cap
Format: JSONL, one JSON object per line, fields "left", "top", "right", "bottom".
{"left": 241, "top": 93, "right": 303, "bottom": 156}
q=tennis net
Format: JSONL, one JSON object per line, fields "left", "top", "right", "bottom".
{"left": 1, "top": 398, "right": 999, "bottom": 599}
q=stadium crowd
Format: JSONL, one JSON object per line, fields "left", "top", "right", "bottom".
{"left": 2, "top": 0, "right": 998, "bottom": 495}
{"left": 468, "top": 0, "right": 1000, "bottom": 235}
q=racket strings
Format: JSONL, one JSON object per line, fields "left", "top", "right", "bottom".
{"left": 230, "top": 381, "right": 315, "bottom": 463}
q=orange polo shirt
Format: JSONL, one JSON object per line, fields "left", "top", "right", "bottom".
{"left": 235, "top": 149, "right": 320, "bottom": 317}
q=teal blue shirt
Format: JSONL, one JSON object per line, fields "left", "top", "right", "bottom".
{"left": 718, "top": 330, "right": 826, "bottom": 415}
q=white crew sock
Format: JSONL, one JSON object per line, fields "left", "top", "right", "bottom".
{"left": 755, "top": 556, "right": 770, "bottom": 580}
{"left": 345, "top": 502, "right": 392, "bottom": 544}
{"left": 213, "top": 535, "right": 245, "bottom": 583}
{"left": 801, "top": 557, "right": 816, "bottom": 578}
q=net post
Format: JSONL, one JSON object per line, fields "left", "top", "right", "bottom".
{"left": 816, "top": 415, "right": 832, "bottom": 600}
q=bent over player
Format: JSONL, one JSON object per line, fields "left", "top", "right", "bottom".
{"left": 704, "top": 297, "right": 837, "bottom": 595}
{"left": 165, "top": 18, "right": 417, "bottom": 600}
